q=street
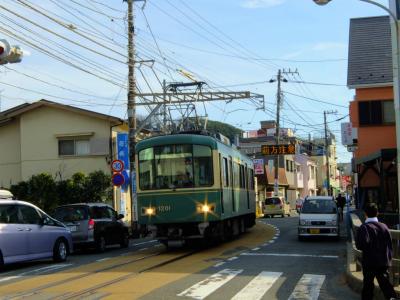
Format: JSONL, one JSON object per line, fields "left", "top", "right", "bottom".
{"left": 0, "top": 214, "right": 358, "bottom": 299}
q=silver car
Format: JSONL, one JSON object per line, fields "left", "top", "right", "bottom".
{"left": 298, "top": 196, "right": 339, "bottom": 240}
{"left": 0, "top": 200, "right": 73, "bottom": 268}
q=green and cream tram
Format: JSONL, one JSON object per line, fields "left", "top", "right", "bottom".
{"left": 136, "top": 132, "right": 256, "bottom": 244}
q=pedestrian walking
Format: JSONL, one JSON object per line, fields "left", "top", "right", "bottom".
{"left": 355, "top": 203, "right": 397, "bottom": 300}
{"left": 336, "top": 193, "right": 346, "bottom": 222}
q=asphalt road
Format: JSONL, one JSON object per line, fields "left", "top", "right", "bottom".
{"left": 143, "top": 214, "right": 359, "bottom": 300}
{"left": 0, "top": 215, "right": 359, "bottom": 299}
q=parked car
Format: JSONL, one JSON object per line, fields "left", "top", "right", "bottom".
{"left": 263, "top": 196, "right": 291, "bottom": 218}
{"left": 53, "top": 203, "right": 129, "bottom": 252}
{"left": 0, "top": 200, "right": 73, "bottom": 269}
{"left": 298, "top": 196, "right": 339, "bottom": 241}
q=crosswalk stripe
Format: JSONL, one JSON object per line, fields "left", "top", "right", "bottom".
{"left": 288, "top": 274, "right": 325, "bottom": 300}
{"left": 231, "top": 271, "right": 282, "bottom": 300}
{"left": 177, "top": 269, "right": 242, "bottom": 299}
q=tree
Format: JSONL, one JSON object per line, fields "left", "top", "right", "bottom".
{"left": 206, "top": 120, "right": 242, "bottom": 141}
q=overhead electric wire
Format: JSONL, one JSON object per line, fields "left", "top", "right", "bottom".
{"left": 0, "top": 13, "right": 126, "bottom": 82}
{"left": 86, "top": 0, "right": 125, "bottom": 13}
{"left": 0, "top": 4, "right": 128, "bottom": 65}
{"left": 0, "top": 80, "right": 126, "bottom": 106}
{"left": 69, "top": 0, "right": 124, "bottom": 20}
{"left": 0, "top": 27, "right": 126, "bottom": 88}
{"left": 283, "top": 91, "right": 348, "bottom": 108}
{"left": 4, "top": 66, "right": 126, "bottom": 103}
{"left": 287, "top": 80, "right": 346, "bottom": 87}
{"left": 13, "top": 0, "right": 127, "bottom": 59}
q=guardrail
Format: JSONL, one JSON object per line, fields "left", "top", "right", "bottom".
{"left": 349, "top": 213, "right": 400, "bottom": 287}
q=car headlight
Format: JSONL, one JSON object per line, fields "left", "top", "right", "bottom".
{"left": 300, "top": 220, "right": 306, "bottom": 226}
{"left": 330, "top": 220, "right": 337, "bottom": 226}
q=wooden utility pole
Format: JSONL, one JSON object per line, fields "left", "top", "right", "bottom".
{"left": 273, "top": 69, "right": 282, "bottom": 196}
{"left": 127, "top": 0, "right": 138, "bottom": 232}
{"left": 324, "top": 111, "right": 330, "bottom": 196}
{"left": 324, "top": 110, "right": 337, "bottom": 196}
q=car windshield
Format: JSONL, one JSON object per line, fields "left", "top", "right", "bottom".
{"left": 301, "top": 199, "right": 337, "bottom": 214}
{"left": 53, "top": 206, "right": 88, "bottom": 222}
{"left": 265, "top": 198, "right": 281, "bottom": 205}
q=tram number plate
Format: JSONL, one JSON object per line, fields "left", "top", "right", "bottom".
{"left": 309, "top": 229, "right": 320, "bottom": 234}
{"left": 157, "top": 205, "right": 171, "bottom": 213}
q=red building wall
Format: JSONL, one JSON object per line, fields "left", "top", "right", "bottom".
{"left": 349, "top": 86, "right": 396, "bottom": 160}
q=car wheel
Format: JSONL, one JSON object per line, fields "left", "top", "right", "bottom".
{"left": 281, "top": 214, "right": 285, "bottom": 218}
{"left": 120, "top": 232, "right": 129, "bottom": 248}
{"left": 96, "top": 236, "right": 106, "bottom": 253}
{"left": 53, "top": 239, "right": 68, "bottom": 262}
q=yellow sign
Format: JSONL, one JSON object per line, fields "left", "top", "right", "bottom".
{"left": 261, "top": 144, "right": 296, "bottom": 155}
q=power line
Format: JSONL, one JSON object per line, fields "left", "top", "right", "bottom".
{"left": 287, "top": 80, "right": 346, "bottom": 87}
{"left": 283, "top": 91, "right": 348, "bottom": 108}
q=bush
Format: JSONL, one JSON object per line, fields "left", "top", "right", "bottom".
{"left": 10, "top": 170, "right": 112, "bottom": 211}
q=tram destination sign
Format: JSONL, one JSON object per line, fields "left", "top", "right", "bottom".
{"left": 261, "top": 144, "right": 296, "bottom": 155}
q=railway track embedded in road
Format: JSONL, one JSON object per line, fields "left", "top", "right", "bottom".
{"left": 4, "top": 248, "right": 197, "bottom": 300}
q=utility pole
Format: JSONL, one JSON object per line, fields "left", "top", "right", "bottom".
{"left": 273, "top": 69, "right": 282, "bottom": 196}
{"left": 324, "top": 111, "right": 330, "bottom": 196}
{"left": 323, "top": 110, "right": 337, "bottom": 196}
{"left": 126, "top": 0, "right": 138, "bottom": 233}
{"left": 270, "top": 69, "right": 298, "bottom": 196}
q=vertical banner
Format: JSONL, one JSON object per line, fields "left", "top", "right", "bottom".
{"left": 117, "top": 133, "right": 130, "bottom": 170}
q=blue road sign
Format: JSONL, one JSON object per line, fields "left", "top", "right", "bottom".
{"left": 112, "top": 173, "right": 125, "bottom": 186}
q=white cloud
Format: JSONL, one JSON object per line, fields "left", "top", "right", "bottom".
{"left": 241, "top": 0, "right": 285, "bottom": 9}
{"left": 312, "top": 42, "right": 347, "bottom": 52}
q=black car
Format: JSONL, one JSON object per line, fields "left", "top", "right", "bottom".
{"left": 53, "top": 203, "right": 129, "bottom": 252}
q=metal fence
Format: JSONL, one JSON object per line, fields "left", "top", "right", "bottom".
{"left": 349, "top": 213, "right": 400, "bottom": 287}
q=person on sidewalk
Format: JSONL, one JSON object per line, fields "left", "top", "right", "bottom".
{"left": 355, "top": 203, "right": 397, "bottom": 300}
{"left": 336, "top": 193, "right": 346, "bottom": 222}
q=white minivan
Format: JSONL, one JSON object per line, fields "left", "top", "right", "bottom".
{"left": 298, "top": 196, "right": 339, "bottom": 240}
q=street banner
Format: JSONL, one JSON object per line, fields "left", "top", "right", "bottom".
{"left": 253, "top": 159, "right": 264, "bottom": 175}
{"left": 117, "top": 133, "right": 130, "bottom": 170}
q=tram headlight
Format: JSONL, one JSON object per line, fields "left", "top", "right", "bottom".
{"left": 143, "top": 207, "right": 155, "bottom": 216}
{"left": 198, "top": 204, "right": 214, "bottom": 214}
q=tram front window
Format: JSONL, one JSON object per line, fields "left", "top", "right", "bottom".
{"left": 138, "top": 144, "right": 213, "bottom": 190}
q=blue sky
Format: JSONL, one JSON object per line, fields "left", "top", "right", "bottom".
{"left": 0, "top": 0, "right": 389, "bottom": 162}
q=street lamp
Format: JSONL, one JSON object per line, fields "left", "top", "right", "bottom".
{"left": 312, "top": 0, "right": 400, "bottom": 222}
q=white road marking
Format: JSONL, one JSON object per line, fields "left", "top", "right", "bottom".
{"left": 269, "top": 240, "right": 275, "bottom": 243}
{"left": 288, "top": 274, "right": 326, "bottom": 300}
{"left": 96, "top": 258, "right": 111, "bottom": 262}
{"left": 240, "top": 253, "right": 338, "bottom": 259}
{"left": 177, "top": 269, "right": 242, "bottom": 299}
{"left": 213, "top": 262, "right": 225, "bottom": 268}
{"left": 227, "top": 256, "right": 238, "bottom": 261}
{"left": 132, "top": 240, "right": 157, "bottom": 246}
{"left": 0, "top": 264, "right": 72, "bottom": 283}
{"left": 252, "top": 247, "right": 260, "bottom": 251}
{"left": 231, "top": 271, "right": 282, "bottom": 300}
{"left": 272, "top": 237, "right": 278, "bottom": 240}
{"left": 139, "top": 247, "right": 148, "bottom": 251}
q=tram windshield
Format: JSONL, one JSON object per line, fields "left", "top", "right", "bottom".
{"left": 138, "top": 144, "right": 213, "bottom": 190}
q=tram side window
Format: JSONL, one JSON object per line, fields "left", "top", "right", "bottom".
{"left": 223, "top": 157, "right": 229, "bottom": 187}
{"left": 139, "top": 148, "right": 155, "bottom": 189}
{"left": 249, "top": 169, "right": 255, "bottom": 190}
{"left": 239, "top": 165, "right": 245, "bottom": 189}
{"left": 234, "top": 163, "right": 240, "bottom": 188}
{"left": 193, "top": 145, "right": 213, "bottom": 186}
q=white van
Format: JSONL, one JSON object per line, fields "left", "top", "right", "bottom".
{"left": 298, "top": 196, "right": 339, "bottom": 240}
